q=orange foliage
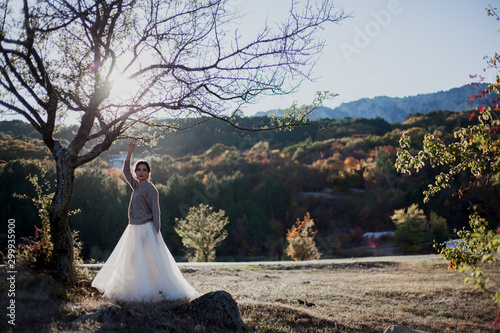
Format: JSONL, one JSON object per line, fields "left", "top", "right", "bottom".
{"left": 242, "top": 151, "right": 271, "bottom": 164}
{"left": 286, "top": 212, "right": 321, "bottom": 261}
{"left": 369, "top": 145, "right": 397, "bottom": 158}
{"left": 105, "top": 167, "right": 123, "bottom": 181}
{"left": 344, "top": 156, "right": 360, "bottom": 172}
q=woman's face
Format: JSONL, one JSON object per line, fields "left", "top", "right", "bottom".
{"left": 135, "top": 164, "right": 150, "bottom": 182}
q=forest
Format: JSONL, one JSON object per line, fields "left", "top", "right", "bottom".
{"left": 1, "top": 110, "right": 499, "bottom": 262}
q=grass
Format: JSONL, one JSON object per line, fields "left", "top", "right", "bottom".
{"left": 1, "top": 255, "right": 499, "bottom": 332}
{"left": 185, "top": 257, "right": 500, "bottom": 332}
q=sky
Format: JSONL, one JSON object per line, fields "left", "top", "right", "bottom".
{"left": 231, "top": 0, "right": 500, "bottom": 116}
{"left": 2, "top": 1, "right": 499, "bottom": 123}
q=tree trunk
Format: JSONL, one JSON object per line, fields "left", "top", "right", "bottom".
{"left": 49, "top": 151, "right": 76, "bottom": 286}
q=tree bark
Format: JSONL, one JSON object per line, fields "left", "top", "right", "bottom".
{"left": 48, "top": 149, "right": 76, "bottom": 286}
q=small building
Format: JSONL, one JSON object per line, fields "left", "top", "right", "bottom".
{"left": 362, "top": 231, "right": 395, "bottom": 240}
{"left": 108, "top": 152, "right": 128, "bottom": 169}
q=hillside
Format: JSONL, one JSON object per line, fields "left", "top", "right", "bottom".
{"left": 2, "top": 109, "right": 498, "bottom": 264}
{"left": 256, "top": 84, "right": 490, "bottom": 123}
{"left": 0, "top": 116, "right": 395, "bottom": 158}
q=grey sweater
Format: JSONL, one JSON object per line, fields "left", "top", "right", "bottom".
{"left": 123, "top": 160, "right": 161, "bottom": 233}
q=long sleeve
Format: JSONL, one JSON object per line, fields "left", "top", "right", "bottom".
{"left": 125, "top": 161, "right": 161, "bottom": 233}
{"left": 123, "top": 159, "right": 138, "bottom": 190}
{"left": 146, "top": 185, "right": 161, "bottom": 233}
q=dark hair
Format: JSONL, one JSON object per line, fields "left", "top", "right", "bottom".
{"left": 134, "top": 160, "right": 151, "bottom": 173}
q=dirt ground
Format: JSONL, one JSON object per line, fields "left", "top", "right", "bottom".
{"left": 1, "top": 255, "right": 499, "bottom": 332}
{"left": 183, "top": 256, "right": 499, "bottom": 332}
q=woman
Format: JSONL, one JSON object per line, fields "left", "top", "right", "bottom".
{"left": 92, "top": 139, "right": 197, "bottom": 302}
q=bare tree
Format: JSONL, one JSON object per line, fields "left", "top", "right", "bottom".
{"left": 0, "top": 0, "right": 347, "bottom": 285}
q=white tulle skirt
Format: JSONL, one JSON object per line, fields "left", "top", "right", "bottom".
{"left": 91, "top": 222, "right": 198, "bottom": 302}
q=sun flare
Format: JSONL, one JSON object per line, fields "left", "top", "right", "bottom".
{"left": 109, "top": 73, "right": 138, "bottom": 99}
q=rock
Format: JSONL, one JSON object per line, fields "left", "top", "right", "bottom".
{"left": 190, "top": 290, "right": 245, "bottom": 332}
{"left": 70, "top": 290, "right": 246, "bottom": 332}
{"left": 384, "top": 325, "right": 429, "bottom": 333}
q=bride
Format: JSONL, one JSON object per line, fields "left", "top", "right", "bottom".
{"left": 92, "top": 139, "right": 198, "bottom": 302}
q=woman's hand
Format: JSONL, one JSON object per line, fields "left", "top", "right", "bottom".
{"left": 128, "top": 138, "right": 137, "bottom": 155}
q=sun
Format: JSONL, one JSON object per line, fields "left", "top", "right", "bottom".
{"left": 106, "top": 51, "right": 145, "bottom": 100}
{"left": 109, "top": 72, "right": 139, "bottom": 100}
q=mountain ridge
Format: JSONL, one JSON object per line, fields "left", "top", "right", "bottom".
{"left": 255, "top": 84, "right": 491, "bottom": 123}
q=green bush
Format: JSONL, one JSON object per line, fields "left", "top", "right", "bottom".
{"left": 14, "top": 174, "right": 89, "bottom": 280}
{"left": 391, "top": 204, "right": 427, "bottom": 252}
{"left": 429, "top": 211, "right": 448, "bottom": 244}
{"left": 174, "top": 203, "right": 229, "bottom": 262}
{"left": 435, "top": 214, "right": 499, "bottom": 308}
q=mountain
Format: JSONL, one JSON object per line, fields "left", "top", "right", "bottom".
{"left": 255, "top": 84, "right": 492, "bottom": 123}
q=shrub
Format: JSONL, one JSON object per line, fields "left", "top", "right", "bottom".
{"left": 286, "top": 212, "right": 322, "bottom": 261}
{"left": 14, "top": 174, "right": 88, "bottom": 280}
{"left": 429, "top": 211, "right": 448, "bottom": 243}
{"left": 391, "top": 204, "right": 427, "bottom": 252}
{"left": 435, "top": 214, "right": 499, "bottom": 308}
{"left": 14, "top": 175, "right": 54, "bottom": 272}
{"left": 174, "top": 203, "right": 229, "bottom": 262}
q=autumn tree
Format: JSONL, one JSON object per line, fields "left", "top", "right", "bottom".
{"left": 395, "top": 4, "right": 500, "bottom": 314}
{"left": 0, "top": 0, "right": 347, "bottom": 284}
{"left": 174, "top": 203, "right": 229, "bottom": 262}
{"left": 286, "top": 212, "right": 321, "bottom": 261}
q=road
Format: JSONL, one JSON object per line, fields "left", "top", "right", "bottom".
{"left": 81, "top": 254, "right": 441, "bottom": 269}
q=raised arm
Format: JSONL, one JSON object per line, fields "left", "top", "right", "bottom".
{"left": 123, "top": 139, "right": 138, "bottom": 189}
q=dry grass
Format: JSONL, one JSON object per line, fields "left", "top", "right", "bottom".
{"left": 184, "top": 257, "right": 500, "bottom": 332}
{"left": 1, "top": 255, "right": 499, "bottom": 332}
